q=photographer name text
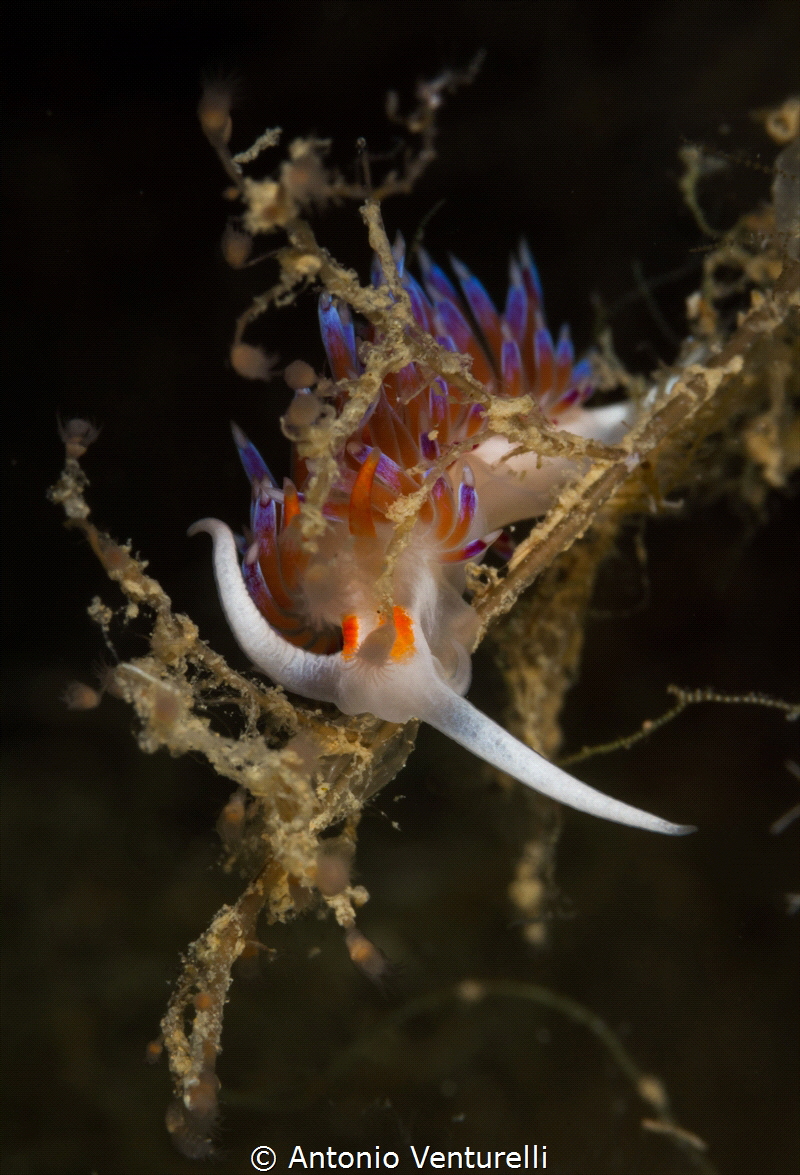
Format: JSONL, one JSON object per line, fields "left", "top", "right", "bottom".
{"left": 286, "top": 1144, "right": 546, "bottom": 1170}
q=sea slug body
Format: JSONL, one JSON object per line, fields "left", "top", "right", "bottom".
{"left": 191, "top": 239, "right": 694, "bottom": 836}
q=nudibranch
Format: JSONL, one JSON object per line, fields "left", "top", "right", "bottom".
{"left": 191, "top": 240, "right": 694, "bottom": 836}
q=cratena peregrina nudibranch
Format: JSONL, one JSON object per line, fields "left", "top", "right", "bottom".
{"left": 191, "top": 239, "right": 694, "bottom": 836}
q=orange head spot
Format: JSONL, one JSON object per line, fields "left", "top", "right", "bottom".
{"left": 390, "top": 606, "right": 416, "bottom": 661}
{"left": 341, "top": 614, "right": 360, "bottom": 659}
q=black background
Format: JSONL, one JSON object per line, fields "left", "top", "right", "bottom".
{"left": 2, "top": 3, "right": 799, "bottom": 1173}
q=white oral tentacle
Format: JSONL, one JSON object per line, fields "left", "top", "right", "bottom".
{"left": 422, "top": 680, "right": 695, "bottom": 835}
{"left": 188, "top": 518, "right": 343, "bottom": 704}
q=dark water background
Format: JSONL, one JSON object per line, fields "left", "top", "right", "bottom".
{"left": 2, "top": 3, "right": 799, "bottom": 1172}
